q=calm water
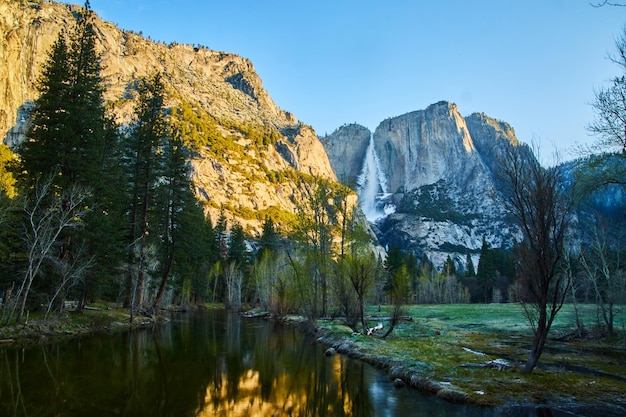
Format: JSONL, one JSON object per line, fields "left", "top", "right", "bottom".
{"left": 0, "top": 310, "right": 497, "bottom": 417}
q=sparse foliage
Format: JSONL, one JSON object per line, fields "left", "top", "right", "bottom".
{"left": 5, "top": 176, "right": 90, "bottom": 324}
{"left": 579, "top": 219, "right": 625, "bottom": 337}
{"left": 291, "top": 177, "right": 337, "bottom": 318}
{"left": 381, "top": 264, "right": 409, "bottom": 338}
{"left": 583, "top": 28, "right": 626, "bottom": 192}
{"left": 500, "top": 144, "right": 574, "bottom": 373}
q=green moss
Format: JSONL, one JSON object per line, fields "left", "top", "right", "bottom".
{"left": 319, "top": 304, "right": 626, "bottom": 407}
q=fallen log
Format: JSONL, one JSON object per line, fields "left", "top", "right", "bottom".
{"left": 368, "top": 315, "right": 413, "bottom": 322}
{"left": 367, "top": 322, "right": 383, "bottom": 335}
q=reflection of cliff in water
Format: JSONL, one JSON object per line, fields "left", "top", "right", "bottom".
{"left": 0, "top": 310, "right": 498, "bottom": 416}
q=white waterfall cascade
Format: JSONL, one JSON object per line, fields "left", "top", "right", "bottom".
{"left": 356, "top": 134, "right": 395, "bottom": 222}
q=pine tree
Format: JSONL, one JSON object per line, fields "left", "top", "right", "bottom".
{"left": 476, "top": 238, "right": 495, "bottom": 302}
{"left": 79, "top": 118, "right": 126, "bottom": 306}
{"left": 177, "top": 200, "right": 215, "bottom": 305}
{"left": 124, "top": 73, "right": 168, "bottom": 310}
{"left": 383, "top": 245, "right": 404, "bottom": 293}
{"left": 14, "top": 1, "right": 122, "bottom": 313}
{"left": 465, "top": 253, "right": 476, "bottom": 277}
{"left": 258, "top": 217, "right": 279, "bottom": 257}
{"left": 0, "top": 146, "right": 19, "bottom": 299}
{"left": 152, "top": 133, "right": 196, "bottom": 310}
{"left": 443, "top": 255, "right": 457, "bottom": 276}
{"left": 18, "top": 1, "right": 107, "bottom": 191}
{"left": 228, "top": 222, "right": 248, "bottom": 267}
{"left": 215, "top": 210, "right": 229, "bottom": 264}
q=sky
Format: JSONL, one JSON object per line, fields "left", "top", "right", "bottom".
{"left": 66, "top": 0, "right": 625, "bottom": 161}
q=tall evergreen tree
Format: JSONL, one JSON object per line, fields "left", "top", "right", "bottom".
{"left": 465, "top": 253, "right": 476, "bottom": 277}
{"left": 215, "top": 210, "right": 229, "bottom": 264}
{"left": 18, "top": 1, "right": 106, "bottom": 191}
{"left": 178, "top": 201, "right": 216, "bottom": 305}
{"left": 152, "top": 133, "right": 194, "bottom": 310}
{"left": 14, "top": 1, "right": 123, "bottom": 313}
{"left": 124, "top": 73, "right": 168, "bottom": 310}
{"left": 443, "top": 255, "right": 457, "bottom": 276}
{"left": 0, "top": 146, "right": 19, "bottom": 303}
{"left": 79, "top": 118, "right": 126, "bottom": 307}
{"left": 383, "top": 245, "right": 404, "bottom": 293}
{"left": 228, "top": 222, "right": 248, "bottom": 267}
{"left": 258, "top": 217, "right": 279, "bottom": 257}
{"left": 476, "top": 238, "right": 495, "bottom": 302}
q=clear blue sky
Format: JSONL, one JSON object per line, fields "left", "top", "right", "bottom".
{"left": 69, "top": 1, "right": 624, "bottom": 160}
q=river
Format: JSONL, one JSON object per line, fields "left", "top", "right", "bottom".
{"left": 0, "top": 310, "right": 500, "bottom": 416}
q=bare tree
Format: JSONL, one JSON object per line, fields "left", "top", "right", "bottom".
{"left": 500, "top": 145, "right": 574, "bottom": 374}
{"left": 292, "top": 177, "right": 337, "bottom": 318}
{"left": 224, "top": 262, "right": 243, "bottom": 312}
{"left": 334, "top": 264, "right": 360, "bottom": 331}
{"left": 381, "top": 264, "right": 410, "bottom": 339}
{"left": 346, "top": 251, "right": 377, "bottom": 333}
{"left": 44, "top": 240, "right": 94, "bottom": 320}
{"left": 6, "top": 176, "right": 90, "bottom": 324}
{"left": 579, "top": 220, "right": 625, "bottom": 337}
{"left": 581, "top": 28, "right": 626, "bottom": 192}
{"left": 562, "top": 251, "right": 586, "bottom": 338}
{"left": 252, "top": 249, "right": 291, "bottom": 317}
{"left": 590, "top": 1, "right": 626, "bottom": 7}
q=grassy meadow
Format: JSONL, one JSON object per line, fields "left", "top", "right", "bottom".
{"left": 318, "top": 303, "right": 626, "bottom": 408}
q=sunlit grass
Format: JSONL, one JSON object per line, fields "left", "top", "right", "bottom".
{"left": 318, "top": 303, "right": 626, "bottom": 407}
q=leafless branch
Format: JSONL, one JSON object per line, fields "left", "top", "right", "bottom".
{"left": 590, "top": 1, "right": 626, "bottom": 7}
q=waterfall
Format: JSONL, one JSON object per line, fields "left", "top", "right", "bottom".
{"left": 357, "top": 134, "right": 395, "bottom": 222}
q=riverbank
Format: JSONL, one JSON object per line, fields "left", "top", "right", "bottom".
{"left": 272, "top": 304, "right": 626, "bottom": 417}
{"left": 0, "top": 303, "right": 170, "bottom": 346}
{"left": 2, "top": 303, "right": 624, "bottom": 416}
{"left": 0, "top": 302, "right": 228, "bottom": 346}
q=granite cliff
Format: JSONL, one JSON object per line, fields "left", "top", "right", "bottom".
{"left": 319, "top": 123, "right": 370, "bottom": 186}
{"left": 322, "top": 102, "right": 525, "bottom": 268}
{"left": 0, "top": 0, "right": 340, "bottom": 232}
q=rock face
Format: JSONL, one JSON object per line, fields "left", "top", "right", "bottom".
{"left": 0, "top": 0, "right": 340, "bottom": 232}
{"left": 319, "top": 123, "right": 371, "bottom": 186}
{"left": 322, "top": 101, "right": 524, "bottom": 269}
{"left": 374, "top": 102, "right": 480, "bottom": 195}
{"left": 0, "top": 1, "right": 288, "bottom": 132}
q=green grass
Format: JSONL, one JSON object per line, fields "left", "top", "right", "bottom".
{"left": 318, "top": 303, "right": 626, "bottom": 408}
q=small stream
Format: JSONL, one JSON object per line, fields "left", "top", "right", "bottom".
{"left": 0, "top": 310, "right": 506, "bottom": 416}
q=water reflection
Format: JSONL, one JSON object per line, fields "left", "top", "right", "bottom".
{"left": 0, "top": 311, "right": 493, "bottom": 416}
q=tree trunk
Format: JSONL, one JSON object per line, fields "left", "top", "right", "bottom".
{"left": 136, "top": 265, "right": 145, "bottom": 308}
{"left": 76, "top": 282, "right": 88, "bottom": 314}
{"left": 15, "top": 275, "right": 34, "bottom": 324}
{"left": 523, "top": 308, "right": 548, "bottom": 374}
{"left": 606, "top": 302, "right": 615, "bottom": 337}
{"left": 381, "top": 303, "right": 402, "bottom": 339}
{"left": 321, "top": 271, "right": 327, "bottom": 318}
{"left": 359, "top": 299, "right": 368, "bottom": 335}
{"left": 152, "top": 261, "right": 172, "bottom": 313}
